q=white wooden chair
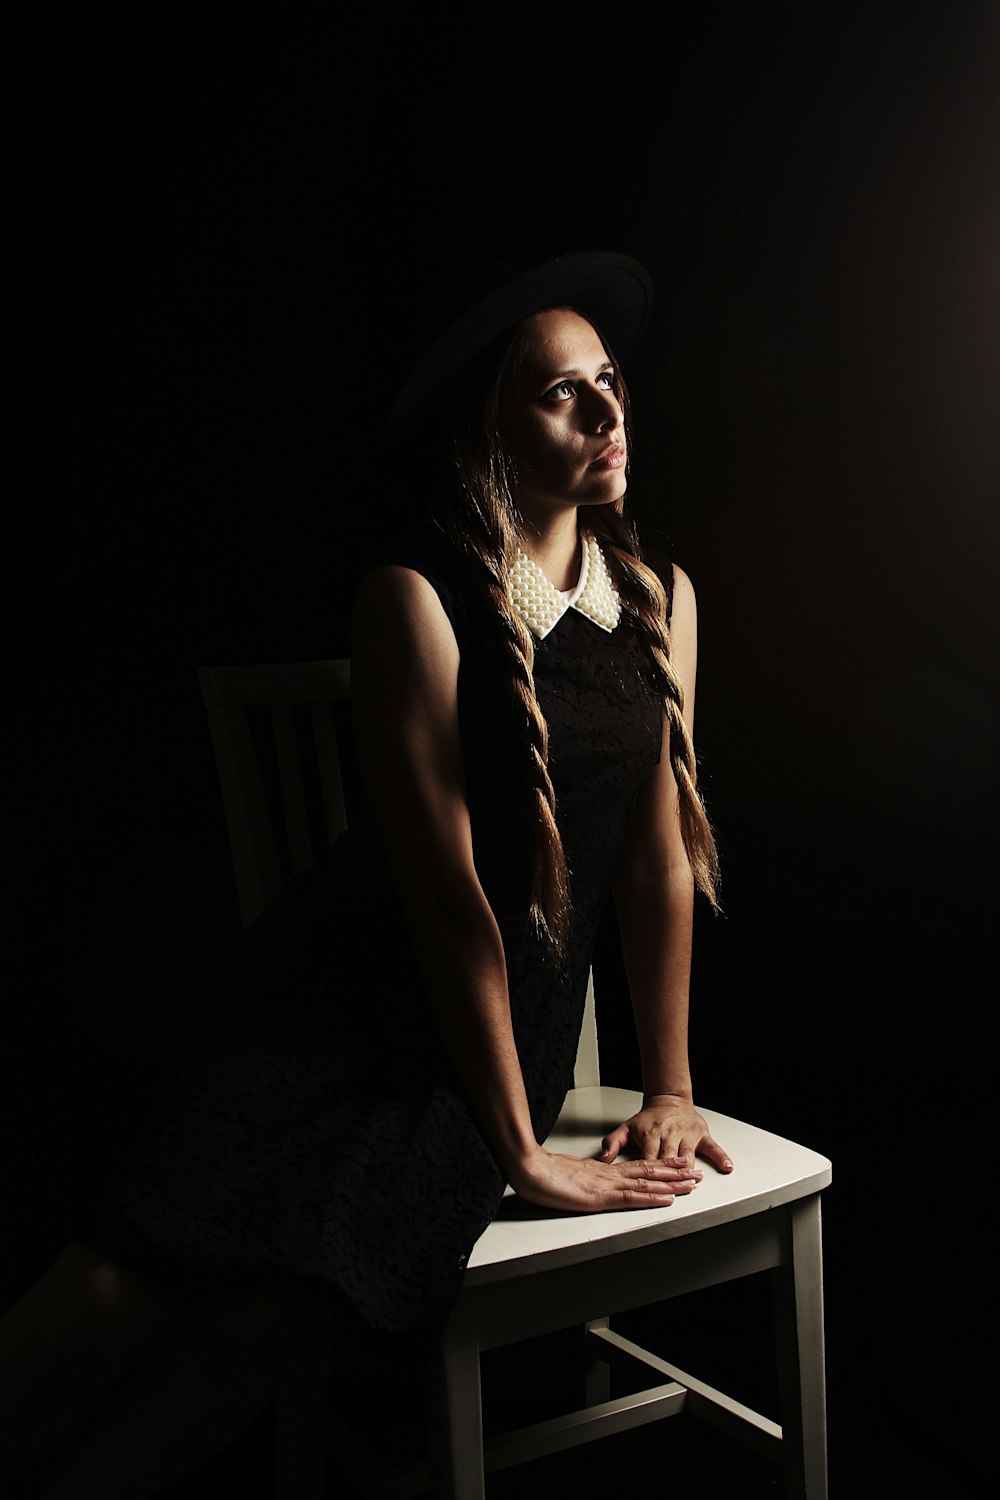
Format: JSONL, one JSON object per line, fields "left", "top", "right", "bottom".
{"left": 198, "top": 659, "right": 832, "bottom": 1500}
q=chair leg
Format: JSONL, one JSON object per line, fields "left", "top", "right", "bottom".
{"left": 423, "top": 1318, "right": 485, "bottom": 1500}
{"left": 771, "top": 1195, "right": 828, "bottom": 1500}
{"left": 274, "top": 1292, "right": 331, "bottom": 1500}
{"left": 583, "top": 1317, "right": 611, "bottom": 1405}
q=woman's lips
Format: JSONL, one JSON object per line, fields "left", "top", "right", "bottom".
{"left": 589, "top": 444, "right": 626, "bottom": 469}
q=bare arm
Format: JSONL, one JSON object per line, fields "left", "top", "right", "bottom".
{"left": 601, "top": 566, "right": 733, "bottom": 1174}
{"left": 352, "top": 564, "right": 703, "bottom": 1209}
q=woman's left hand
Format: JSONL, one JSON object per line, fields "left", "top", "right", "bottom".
{"left": 600, "top": 1095, "right": 734, "bottom": 1174}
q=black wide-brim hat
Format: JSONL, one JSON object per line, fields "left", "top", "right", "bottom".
{"left": 382, "top": 250, "right": 652, "bottom": 452}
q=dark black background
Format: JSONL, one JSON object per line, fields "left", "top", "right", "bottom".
{"left": 12, "top": 4, "right": 999, "bottom": 1495}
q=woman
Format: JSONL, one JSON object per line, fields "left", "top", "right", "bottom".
{"left": 1, "top": 251, "right": 731, "bottom": 1495}
{"left": 353, "top": 253, "right": 732, "bottom": 1226}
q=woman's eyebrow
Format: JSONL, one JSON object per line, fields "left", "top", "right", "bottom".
{"left": 541, "top": 359, "right": 614, "bottom": 383}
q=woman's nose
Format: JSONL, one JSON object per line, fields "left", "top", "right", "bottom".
{"left": 590, "top": 386, "right": 623, "bottom": 432}
{"left": 581, "top": 378, "right": 620, "bottom": 432}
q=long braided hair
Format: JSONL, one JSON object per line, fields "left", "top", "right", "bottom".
{"left": 438, "top": 310, "right": 719, "bottom": 958}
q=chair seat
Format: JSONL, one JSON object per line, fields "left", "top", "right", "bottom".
{"left": 468, "top": 1087, "right": 832, "bottom": 1280}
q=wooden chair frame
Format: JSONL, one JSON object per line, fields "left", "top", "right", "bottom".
{"left": 198, "top": 659, "right": 831, "bottom": 1500}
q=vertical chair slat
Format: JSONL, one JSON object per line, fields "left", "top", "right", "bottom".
{"left": 311, "top": 701, "right": 347, "bottom": 848}
{"left": 204, "top": 703, "right": 283, "bottom": 926}
{"left": 271, "top": 703, "right": 313, "bottom": 875}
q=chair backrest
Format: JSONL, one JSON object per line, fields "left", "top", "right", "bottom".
{"left": 198, "top": 656, "right": 600, "bottom": 1082}
{"left": 198, "top": 660, "right": 351, "bottom": 928}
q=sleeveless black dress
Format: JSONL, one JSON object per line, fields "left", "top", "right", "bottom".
{"left": 79, "top": 521, "right": 672, "bottom": 1344}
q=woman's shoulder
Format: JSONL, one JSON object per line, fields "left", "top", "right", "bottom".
{"left": 355, "top": 517, "right": 475, "bottom": 647}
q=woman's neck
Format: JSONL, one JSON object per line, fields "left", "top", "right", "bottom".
{"left": 516, "top": 508, "right": 581, "bottom": 591}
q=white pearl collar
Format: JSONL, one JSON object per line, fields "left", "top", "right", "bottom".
{"left": 509, "top": 533, "right": 622, "bottom": 640}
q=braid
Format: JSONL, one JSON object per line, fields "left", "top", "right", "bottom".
{"left": 446, "top": 401, "right": 573, "bottom": 959}
{"left": 590, "top": 507, "right": 721, "bottom": 908}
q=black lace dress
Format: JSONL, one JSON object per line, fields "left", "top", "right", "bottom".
{"left": 79, "top": 521, "right": 672, "bottom": 1345}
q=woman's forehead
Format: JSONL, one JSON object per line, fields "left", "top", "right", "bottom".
{"left": 518, "top": 307, "right": 608, "bottom": 369}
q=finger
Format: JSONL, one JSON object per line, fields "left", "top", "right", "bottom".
{"left": 654, "top": 1133, "right": 693, "bottom": 1167}
{"left": 639, "top": 1168, "right": 701, "bottom": 1196}
{"left": 697, "top": 1136, "right": 734, "bottom": 1173}
{"left": 638, "top": 1132, "right": 664, "bottom": 1161}
{"left": 600, "top": 1123, "right": 630, "bottom": 1161}
{"left": 628, "top": 1152, "right": 703, "bottom": 1183}
{"left": 647, "top": 1168, "right": 701, "bottom": 1192}
{"left": 617, "top": 1161, "right": 700, "bottom": 1186}
{"left": 614, "top": 1190, "right": 676, "bottom": 1208}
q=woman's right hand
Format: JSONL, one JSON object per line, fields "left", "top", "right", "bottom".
{"left": 508, "top": 1146, "right": 702, "bottom": 1214}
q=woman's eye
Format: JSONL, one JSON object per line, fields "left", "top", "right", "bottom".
{"left": 596, "top": 368, "right": 616, "bottom": 390}
{"left": 544, "top": 381, "right": 574, "bottom": 403}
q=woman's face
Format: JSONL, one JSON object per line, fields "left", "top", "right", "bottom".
{"left": 505, "top": 307, "right": 627, "bottom": 524}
